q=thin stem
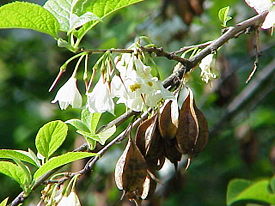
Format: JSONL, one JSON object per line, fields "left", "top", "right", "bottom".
{"left": 72, "top": 54, "right": 86, "bottom": 78}
{"left": 86, "top": 66, "right": 96, "bottom": 93}
{"left": 81, "top": 47, "right": 191, "bottom": 66}
{"left": 83, "top": 54, "right": 89, "bottom": 90}
{"left": 61, "top": 52, "right": 87, "bottom": 71}
{"left": 173, "top": 41, "right": 213, "bottom": 54}
{"left": 48, "top": 69, "right": 64, "bottom": 92}
{"left": 82, "top": 48, "right": 133, "bottom": 54}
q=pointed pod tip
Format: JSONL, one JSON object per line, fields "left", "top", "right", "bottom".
{"left": 184, "top": 157, "right": 192, "bottom": 171}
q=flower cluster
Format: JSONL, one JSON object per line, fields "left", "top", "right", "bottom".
{"left": 51, "top": 50, "right": 174, "bottom": 113}
{"left": 110, "top": 53, "right": 175, "bottom": 111}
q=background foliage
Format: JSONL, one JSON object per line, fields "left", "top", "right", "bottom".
{"left": 0, "top": 0, "right": 274, "bottom": 205}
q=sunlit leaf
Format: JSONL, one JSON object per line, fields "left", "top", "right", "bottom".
{"left": 0, "top": 161, "right": 28, "bottom": 190}
{"left": 0, "top": 149, "right": 39, "bottom": 167}
{"left": 80, "top": 110, "right": 101, "bottom": 133}
{"left": 13, "top": 159, "right": 33, "bottom": 189}
{"left": 66, "top": 119, "right": 90, "bottom": 133}
{"left": 227, "top": 179, "right": 275, "bottom": 206}
{"left": 34, "top": 152, "right": 97, "bottom": 180}
{"left": 44, "top": 0, "right": 100, "bottom": 32}
{"left": 73, "top": 0, "right": 143, "bottom": 40}
{"left": 77, "top": 130, "right": 101, "bottom": 142}
{"left": 97, "top": 125, "right": 116, "bottom": 145}
{"left": 0, "top": 2, "right": 59, "bottom": 37}
{"left": 90, "top": 113, "right": 101, "bottom": 133}
{"left": 35, "top": 120, "right": 68, "bottom": 159}
{"left": 0, "top": 197, "right": 9, "bottom": 206}
{"left": 218, "top": 6, "right": 232, "bottom": 27}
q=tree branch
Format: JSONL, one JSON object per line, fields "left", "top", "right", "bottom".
{"left": 10, "top": 12, "right": 268, "bottom": 206}
{"left": 173, "top": 41, "right": 213, "bottom": 54}
{"left": 189, "top": 11, "right": 268, "bottom": 66}
{"left": 81, "top": 46, "right": 192, "bottom": 66}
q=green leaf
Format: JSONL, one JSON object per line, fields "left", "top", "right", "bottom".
{"left": 0, "top": 161, "right": 28, "bottom": 190}
{"left": 85, "top": 138, "right": 97, "bottom": 150}
{"left": 90, "top": 113, "right": 101, "bottom": 133}
{"left": 27, "top": 148, "right": 41, "bottom": 167}
{"left": 69, "top": 12, "right": 100, "bottom": 32}
{"left": 0, "top": 2, "right": 59, "bottom": 37}
{"left": 76, "top": 130, "right": 101, "bottom": 142}
{"left": 97, "top": 125, "right": 116, "bottom": 145}
{"left": 44, "top": 0, "right": 74, "bottom": 32}
{"left": 218, "top": 6, "right": 232, "bottom": 27}
{"left": 0, "top": 197, "right": 9, "bottom": 206}
{"left": 81, "top": 109, "right": 92, "bottom": 128}
{"left": 73, "top": 0, "right": 143, "bottom": 40}
{"left": 227, "top": 179, "right": 275, "bottom": 206}
{"left": 269, "top": 177, "right": 275, "bottom": 193}
{"left": 0, "top": 149, "right": 39, "bottom": 167}
{"left": 80, "top": 110, "right": 101, "bottom": 132}
{"left": 35, "top": 120, "right": 68, "bottom": 159}
{"left": 44, "top": 0, "right": 100, "bottom": 32}
{"left": 13, "top": 159, "right": 33, "bottom": 192}
{"left": 77, "top": 125, "right": 115, "bottom": 145}
{"left": 34, "top": 152, "right": 96, "bottom": 180}
{"left": 66, "top": 119, "right": 90, "bottom": 133}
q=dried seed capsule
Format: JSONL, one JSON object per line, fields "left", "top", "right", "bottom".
{"left": 114, "top": 138, "right": 148, "bottom": 202}
{"left": 136, "top": 114, "right": 165, "bottom": 171}
{"left": 158, "top": 100, "right": 179, "bottom": 139}
{"left": 176, "top": 88, "right": 208, "bottom": 156}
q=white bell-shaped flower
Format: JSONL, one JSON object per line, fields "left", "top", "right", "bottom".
{"left": 87, "top": 76, "right": 114, "bottom": 114}
{"left": 51, "top": 77, "right": 82, "bottom": 110}
{"left": 199, "top": 54, "right": 217, "bottom": 83}
{"left": 262, "top": 7, "right": 275, "bottom": 29}
{"left": 57, "top": 191, "right": 81, "bottom": 206}
{"left": 244, "top": 0, "right": 275, "bottom": 29}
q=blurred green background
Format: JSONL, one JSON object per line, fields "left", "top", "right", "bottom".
{"left": 0, "top": 0, "right": 274, "bottom": 205}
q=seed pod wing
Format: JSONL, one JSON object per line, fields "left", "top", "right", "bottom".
{"left": 158, "top": 100, "right": 179, "bottom": 139}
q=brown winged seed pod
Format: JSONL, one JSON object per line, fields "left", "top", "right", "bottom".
{"left": 176, "top": 88, "right": 208, "bottom": 156}
{"left": 158, "top": 99, "right": 182, "bottom": 168}
{"left": 158, "top": 100, "right": 179, "bottom": 139}
{"left": 135, "top": 114, "right": 165, "bottom": 171}
{"left": 115, "top": 138, "right": 150, "bottom": 205}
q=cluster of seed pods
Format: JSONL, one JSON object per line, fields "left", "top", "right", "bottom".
{"left": 115, "top": 87, "right": 209, "bottom": 205}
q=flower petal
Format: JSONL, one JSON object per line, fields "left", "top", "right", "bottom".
{"left": 87, "top": 77, "right": 114, "bottom": 114}
{"left": 261, "top": 8, "right": 275, "bottom": 29}
{"left": 51, "top": 77, "right": 82, "bottom": 110}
